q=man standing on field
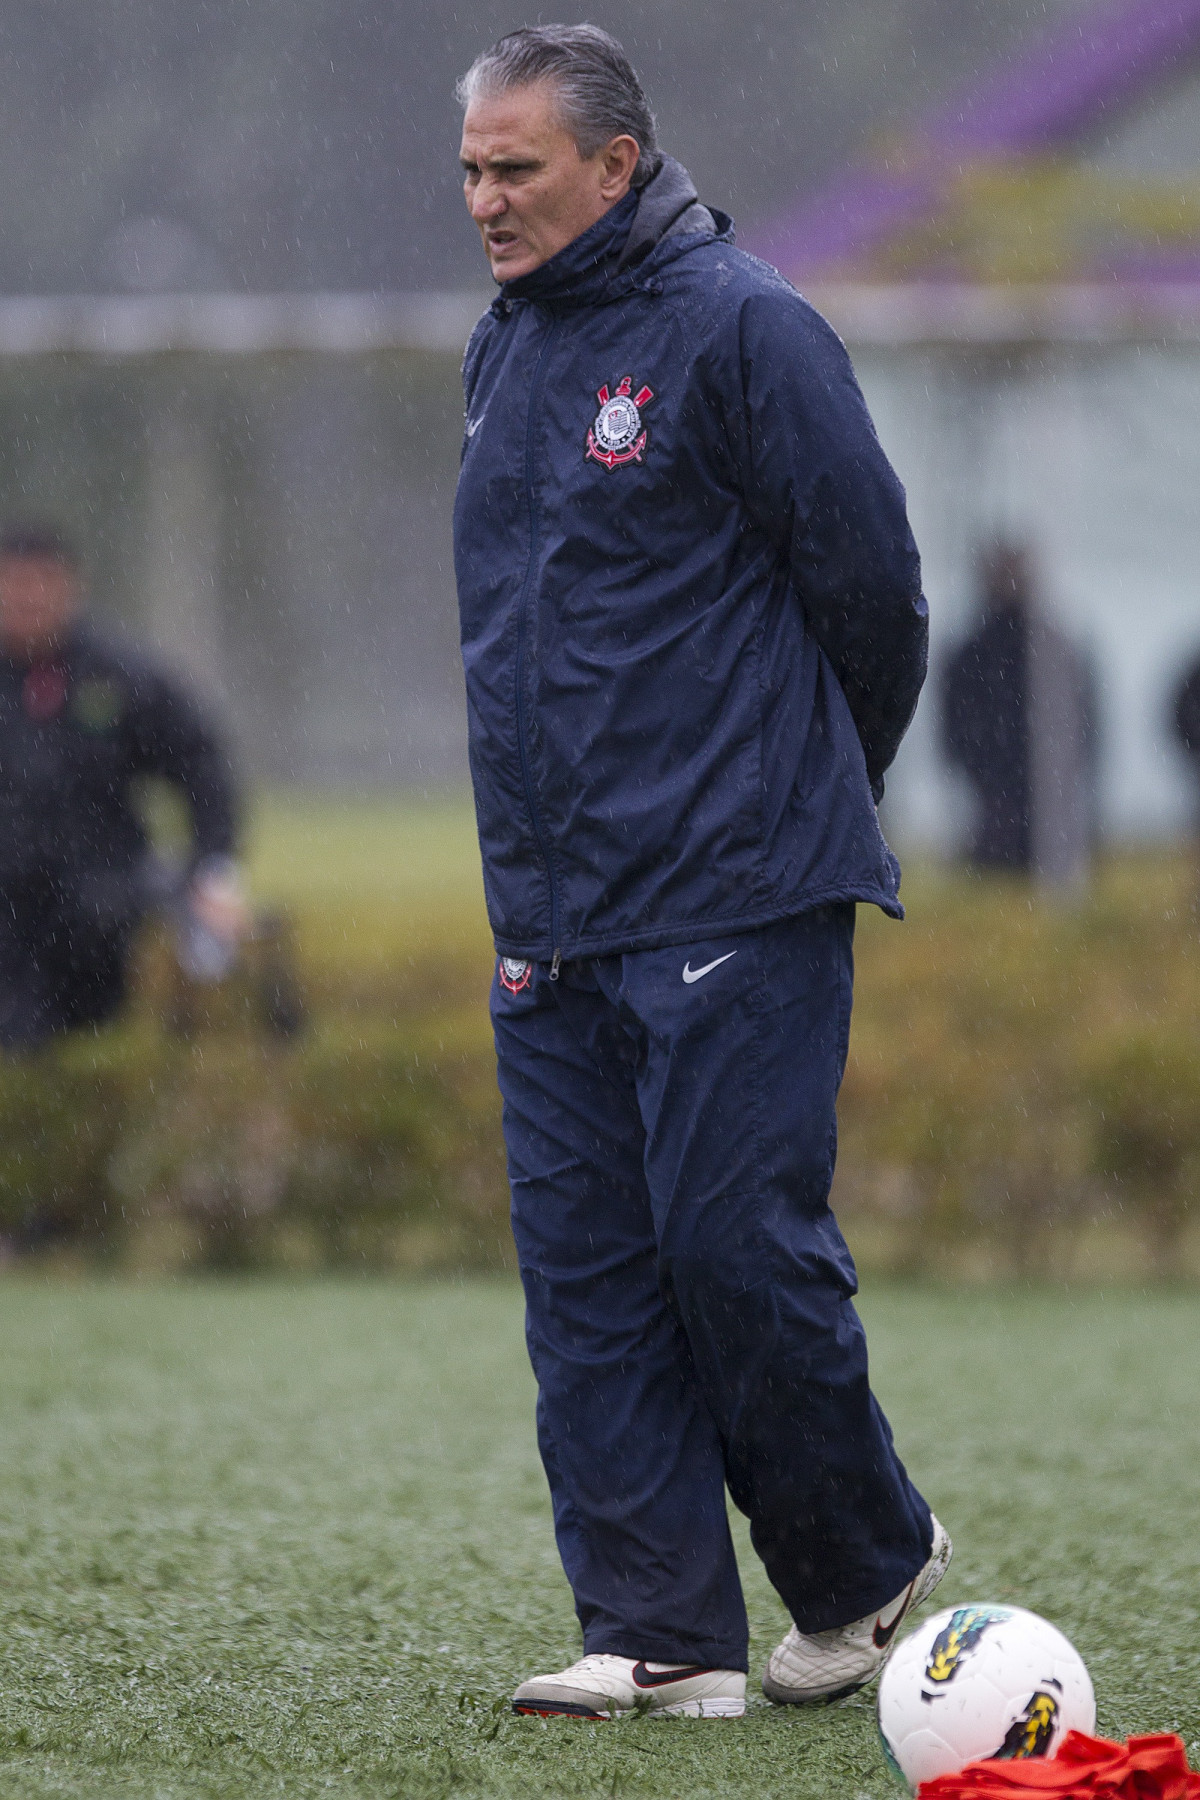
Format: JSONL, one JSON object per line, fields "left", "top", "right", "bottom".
{"left": 453, "top": 24, "right": 950, "bottom": 1720}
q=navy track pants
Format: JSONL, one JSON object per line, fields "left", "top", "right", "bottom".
{"left": 491, "top": 905, "right": 932, "bottom": 1674}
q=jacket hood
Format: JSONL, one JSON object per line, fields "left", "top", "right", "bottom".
{"left": 618, "top": 157, "right": 720, "bottom": 268}
{"left": 495, "top": 158, "right": 730, "bottom": 313}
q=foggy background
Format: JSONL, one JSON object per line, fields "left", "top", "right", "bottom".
{"left": 2, "top": 0, "right": 1198, "bottom": 846}
{"left": 3, "top": 1, "right": 1091, "bottom": 295}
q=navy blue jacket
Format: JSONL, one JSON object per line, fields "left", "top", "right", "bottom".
{"left": 454, "top": 160, "right": 928, "bottom": 962}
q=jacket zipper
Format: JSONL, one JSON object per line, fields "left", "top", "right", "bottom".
{"left": 513, "top": 312, "right": 563, "bottom": 976}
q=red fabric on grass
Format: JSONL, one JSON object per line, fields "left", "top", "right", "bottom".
{"left": 917, "top": 1732, "right": 1200, "bottom": 1800}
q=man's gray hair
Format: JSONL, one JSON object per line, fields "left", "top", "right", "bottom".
{"left": 456, "top": 25, "right": 661, "bottom": 187}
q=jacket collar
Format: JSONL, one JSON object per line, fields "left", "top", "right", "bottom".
{"left": 617, "top": 156, "right": 712, "bottom": 268}
{"left": 494, "top": 159, "right": 731, "bottom": 314}
{"left": 496, "top": 191, "right": 638, "bottom": 312}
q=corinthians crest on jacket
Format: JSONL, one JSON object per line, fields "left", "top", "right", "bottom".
{"left": 586, "top": 376, "right": 654, "bottom": 468}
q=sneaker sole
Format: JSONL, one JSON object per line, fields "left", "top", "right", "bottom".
{"left": 761, "top": 1669, "right": 873, "bottom": 1706}
{"left": 513, "top": 1697, "right": 745, "bottom": 1720}
{"left": 658, "top": 1697, "right": 745, "bottom": 1718}
{"left": 513, "top": 1699, "right": 611, "bottom": 1719}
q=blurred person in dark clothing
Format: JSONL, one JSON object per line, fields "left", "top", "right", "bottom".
{"left": 941, "top": 541, "right": 1096, "bottom": 876}
{"left": 0, "top": 524, "right": 245, "bottom": 1048}
{"left": 1173, "top": 653, "right": 1200, "bottom": 899}
{"left": 942, "top": 543, "right": 1034, "bottom": 868}
{"left": 1173, "top": 653, "right": 1200, "bottom": 793}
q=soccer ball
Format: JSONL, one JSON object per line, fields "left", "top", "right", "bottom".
{"left": 877, "top": 1604, "right": 1096, "bottom": 1791}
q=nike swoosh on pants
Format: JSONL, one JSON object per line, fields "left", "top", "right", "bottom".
{"left": 681, "top": 951, "right": 737, "bottom": 984}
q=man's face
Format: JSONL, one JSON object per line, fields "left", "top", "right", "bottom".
{"left": 0, "top": 555, "right": 81, "bottom": 659}
{"left": 460, "top": 81, "right": 639, "bottom": 282}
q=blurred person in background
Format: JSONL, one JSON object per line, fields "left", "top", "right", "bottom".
{"left": 1174, "top": 657, "right": 1200, "bottom": 752}
{"left": 454, "top": 24, "right": 948, "bottom": 1725}
{"left": 0, "top": 524, "right": 247, "bottom": 1049}
{"left": 1172, "top": 650, "right": 1200, "bottom": 895}
{"left": 941, "top": 540, "right": 1096, "bottom": 880}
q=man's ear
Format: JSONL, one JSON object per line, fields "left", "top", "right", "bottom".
{"left": 598, "top": 133, "right": 641, "bottom": 201}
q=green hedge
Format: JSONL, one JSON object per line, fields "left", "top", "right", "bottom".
{"left": 832, "top": 859, "right": 1200, "bottom": 1281}
{"left": 4, "top": 857, "right": 1200, "bottom": 1280}
{"left": 0, "top": 1021, "right": 508, "bottom": 1274}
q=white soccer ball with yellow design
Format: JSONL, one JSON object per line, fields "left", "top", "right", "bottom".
{"left": 877, "top": 1603, "right": 1095, "bottom": 1790}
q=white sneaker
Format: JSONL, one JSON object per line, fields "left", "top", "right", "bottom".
{"left": 762, "top": 1514, "right": 953, "bottom": 1706}
{"left": 512, "top": 1653, "right": 746, "bottom": 1719}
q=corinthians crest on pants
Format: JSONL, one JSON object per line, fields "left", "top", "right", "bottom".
{"left": 499, "top": 957, "right": 533, "bottom": 993}
{"left": 586, "top": 375, "right": 654, "bottom": 468}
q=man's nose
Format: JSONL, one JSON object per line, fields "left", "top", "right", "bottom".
{"left": 469, "top": 179, "right": 507, "bottom": 223}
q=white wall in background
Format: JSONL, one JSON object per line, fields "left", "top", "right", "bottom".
{"left": 855, "top": 343, "right": 1200, "bottom": 848}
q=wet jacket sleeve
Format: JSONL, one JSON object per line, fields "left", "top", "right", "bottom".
{"left": 127, "top": 670, "right": 240, "bottom": 864}
{"left": 729, "top": 291, "right": 929, "bottom": 795}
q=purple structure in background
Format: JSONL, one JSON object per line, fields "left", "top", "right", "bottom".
{"left": 748, "top": 0, "right": 1200, "bottom": 280}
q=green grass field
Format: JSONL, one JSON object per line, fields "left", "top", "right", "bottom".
{"left": 246, "top": 792, "right": 486, "bottom": 911}
{"left": 3, "top": 795, "right": 1199, "bottom": 1794}
{"left": 2, "top": 1277, "right": 1198, "bottom": 1799}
